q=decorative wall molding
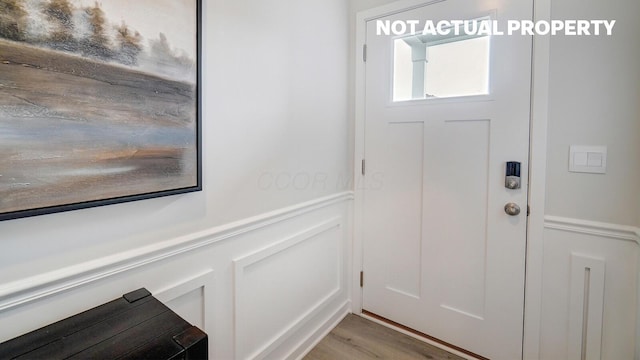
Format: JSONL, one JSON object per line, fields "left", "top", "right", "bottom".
{"left": 155, "top": 270, "right": 213, "bottom": 303}
{"left": 233, "top": 218, "right": 343, "bottom": 360}
{"left": 292, "top": 300, "right": 350, "bottom": 360}
{"left": 544, "top": 215, "right": 640, "bottom": 246}
{"left": 155, "top": 270, "right": 215, "bottom": 334}
{"left": 567, "top": 254, "right": 605, "bottom": 360}
{"left": 0, "top": 192, "right": 353, "bottom": 312}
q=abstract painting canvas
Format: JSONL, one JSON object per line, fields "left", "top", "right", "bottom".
{"left": 0, "top": 0, "right": 201, "bottom": 221}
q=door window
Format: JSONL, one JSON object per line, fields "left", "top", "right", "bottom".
{"left": 393, "top": 18, "right": 491, "bottom": 101}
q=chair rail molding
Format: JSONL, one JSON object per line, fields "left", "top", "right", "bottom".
{"left": 544, "top": 215, "right": 640, "bottom": 246}
{"left": 0, "top": 192, "right": 354, "bottom": 312}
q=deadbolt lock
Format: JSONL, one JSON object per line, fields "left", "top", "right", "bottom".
{"left": 505, "top": 162, "right": 521, "bottom": 190}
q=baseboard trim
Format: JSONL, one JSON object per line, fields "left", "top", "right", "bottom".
{"left": 292, "top": 301, "right": 351, "bottom": 360}
{"left": 544, "top": 215, "right": 640, "bottom": 246}
{"left": 0, "top": 192, "right": 354, "bottom": 312}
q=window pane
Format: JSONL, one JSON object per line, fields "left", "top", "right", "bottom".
{"left": 393, "top": 25, "right": 491, "bottom": 102}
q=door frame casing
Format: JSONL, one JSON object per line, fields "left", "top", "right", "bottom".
{"left": 351, "top": 1, "right": 551, "bottom": 359}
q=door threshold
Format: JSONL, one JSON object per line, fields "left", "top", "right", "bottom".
{"left": 360, "top": 310, "right": 489, "bottom": 360}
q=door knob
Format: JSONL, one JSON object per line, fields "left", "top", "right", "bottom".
{"left": 504, "top": 203, "right": 521, "bottom": 216}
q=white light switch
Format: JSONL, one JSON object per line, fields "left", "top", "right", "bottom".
{"left": 569, "top": 146, "right": 607, "bottom": 174}
{"left": 587, "top": 152, "right": 603, "bottom": 167}
{"left": 574, "top": 152, "right": 588, "bottom": 167}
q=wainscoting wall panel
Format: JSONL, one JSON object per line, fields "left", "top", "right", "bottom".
{"left": 567, "top": 254, "right": 605, "bottom": 360}
{"left": 156, "top": 270, "right": 215, "bottom": 333}
{"left": 233, "top": 218, "right": 342, "bottom": 359}
{"left": 0, "top": 193, "right": 353, "bottom": 360}
{"left": 539, "top": 216, "right": 638, "bottom": 360}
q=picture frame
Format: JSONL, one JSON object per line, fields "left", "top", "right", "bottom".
{"left": 0, "top": 0, "right": 202, "bottom": 221}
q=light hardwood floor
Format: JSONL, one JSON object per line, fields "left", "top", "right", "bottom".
{"left": 304, "top": 314, "right": 465, "bottom": 360}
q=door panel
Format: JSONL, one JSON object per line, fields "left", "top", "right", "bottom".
{"left": 425, "top": 119, "right": 491, "bottom": 319}
{"left": 362, "top": 1, "right": 532, "bottom": 359}
{"left": 382, "top": 122, "right": 425, "bottom": 298}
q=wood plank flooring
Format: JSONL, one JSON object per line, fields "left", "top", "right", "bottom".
{"left": 304, "top": 314, "right": 465, "bottom": 360}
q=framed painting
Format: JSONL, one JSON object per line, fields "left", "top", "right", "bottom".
{"left": 0, "top": 0, "right": 202, "bottom": 221}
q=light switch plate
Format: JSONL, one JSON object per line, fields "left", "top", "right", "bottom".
{"left": 569, "top": 146, "right": 607, "bottom": 174}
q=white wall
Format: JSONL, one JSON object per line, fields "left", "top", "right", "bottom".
{"left": 545, "top": 0, "right": 640, "bottom": 226}
{"left": 206, "top": 0, "right": 350, "bottom": 223}
{"left": 540, "top": 0, "right": 640, "bottom": 358}
{"left": 0, "top": 0, "right": 351, "bottom": 358}
{"left": 1, "top": 0, "right": 350, "bottom": 283}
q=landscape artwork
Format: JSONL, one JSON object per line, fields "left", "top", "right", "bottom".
{"left": 0, "top": 0, "right": 201, "bottom": 220}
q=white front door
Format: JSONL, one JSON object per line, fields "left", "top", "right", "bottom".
{"left": 361, "top": 1, "right": 533, "bottom": 359}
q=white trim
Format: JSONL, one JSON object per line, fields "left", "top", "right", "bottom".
{"left": 233, "top": 218, "right": 343, "bottom": 360}
{"left": 356, "top": 0, "right": 444, "bottom": 23}
{"left": 292, "top": 302, "right": 351, "bottom": 360}
{"left": 544, "top": 216, "right": 640, "bottom": 245}
{"left": 155, "top": 270, "right": 214, "bottom": 303}
{"left": 352, "top": 2, "right": 367, "bottom": 316}
{"left": 523, "top": 0, "right": 551, "bottom": 357}
{"left": 0, "top": 192, "right": 353, "bottom": 312}
{"left": 154, "top": 269, "right": 215, "bottom": 335}
{"left": 522, "top": 0, "right": 551, "bottom": 360}
{"left": 255, "top": 288, "right": 341, "bottom": 360}
{"left": 568, "top": 254, "right": 605, "bottom": 360}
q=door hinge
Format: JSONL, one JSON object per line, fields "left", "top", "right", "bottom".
{"left": 363, "top": 44, "right": 367, "bottom": 62}
{"left": 527, "top": 205, "right": 530, "bottom": 216}
{"left": 361, "top": 159, "right": 366, "bottom": 176}
{"left": 360, "top": 271, "right": 364, "bottom": 287}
